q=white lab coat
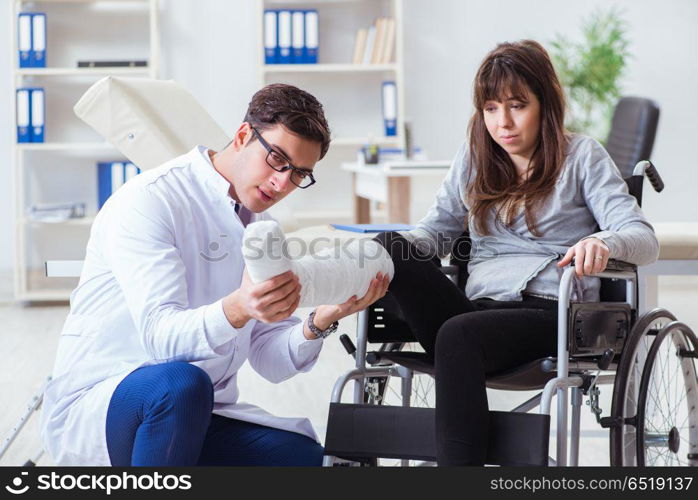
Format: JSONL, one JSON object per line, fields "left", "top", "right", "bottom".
{"left": 40, "top": 146, "right": 324, "bottom": 465}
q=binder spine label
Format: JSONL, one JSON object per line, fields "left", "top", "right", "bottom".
{"left": 30, "top": 88, "right": 45, "bottom": 143}
{"left": 124, "top": 162, "right": 141, "bottom": 181}
{"left": 31, "top": 13, "right": 46, "bottom": 68}
{"left": 16, "top": 89, "right": 31, "bottom": 143}
{"left": 291, "top": 10, "right": 305, "bottom": 64}
{"left": 264, "top": 10, "right": 277, "bottom": 64}
{"left": 277, "top": 10, "right": 292, "bottom": 64}
{"left": 382, "top": 81, "right": 398, "bottom": 137}
{"left": 18, "top": 14, "right": 32, "bottom": 68}
{"left": 304, "top": 10, "right": 318, "bottom": 64}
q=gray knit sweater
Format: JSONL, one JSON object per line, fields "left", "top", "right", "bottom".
{"left": 403, "top": 134, "right": 659, "bottom": 301}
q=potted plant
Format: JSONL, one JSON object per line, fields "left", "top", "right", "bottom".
{"left": 550, "top": 8, "right": 631, "bottom": 141}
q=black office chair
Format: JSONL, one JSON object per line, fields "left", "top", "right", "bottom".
{"left": 605, "top": 97, "right": 660, "bottom": 179}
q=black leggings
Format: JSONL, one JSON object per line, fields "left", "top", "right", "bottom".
{"left": 374, "top": 232, "right": 558, "bottom": 465}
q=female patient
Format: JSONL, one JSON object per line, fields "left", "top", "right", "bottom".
{"left": 374, "top": 40, "right": 659, "bottom": 465}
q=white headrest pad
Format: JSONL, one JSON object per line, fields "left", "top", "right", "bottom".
{"left": 74, "top": 76, "right": 230, "bottom": 170}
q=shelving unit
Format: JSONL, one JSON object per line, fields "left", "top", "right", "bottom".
{"left": 257, "top": 0, "right": 405, "bottom": 226}
{"left": 10, "top": 0, "right": 160, "bottom": 301}
{"left": 22, "top": 216, "right": 97, "bottom": 226}
{"left": 263, "top": 63, "right": 398, "bottom": 73}
{"left": 17, "top": 142, "right": 117, "bottom": 152}
{"left": 16, "top": 67, "right": 151, "bottom": 77}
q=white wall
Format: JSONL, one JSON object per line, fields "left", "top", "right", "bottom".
{"left": 0, "top": 1, "right": 12, "bottom": 284}
{"left": 1, "top": 0, "right": 697, "bottom": 277}
{"left": 402, "top": 0, "right": 698, "bottom": 224}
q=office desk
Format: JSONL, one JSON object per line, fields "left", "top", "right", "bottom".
{"left": 341, "top": 161, "right": 450, "bottom": 223}
{"left": 638, "top": 222, "right": 698, "bottom": 312}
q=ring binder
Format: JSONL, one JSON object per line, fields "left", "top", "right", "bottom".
{"left": 18, "top": 13, "right": 32, "bottom": 68}
{"left": 16, "top": 89, "right": 31, "bottom": 143}
{"left": 382, "top": 81, "right": 397, "bottom": 137}
{"left": 263, "top": 10, "right": 278, "bottom": 64}
{"left": 277, "top": 10, "right": 292, "bottom": 64}
{"left": 291, "top": 10, "right": 305, "bottom": 63}
{"left": 31, "top": 13, "right": 46, "bottom": 68}
{"left": 304, "top": 10, "right": 318, "bottom": 64}
{"left": 29, "top": 88, "right": 45, "bottom": 142}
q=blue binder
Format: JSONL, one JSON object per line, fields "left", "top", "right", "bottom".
{"left": 30, "top": 13, "right": 46, "bottom": 68}
{"left": 98, "top": 162, "right": 126, "bottom": 209}
{"left": 331, "top": 223, "right": 414, "bottom": 233}
{"left": 18, "top": 13, "right": 32, "bottom": 68}
{"left": 263, "top": 10, "right": 277, "bottom": 64}
{"left": 304, "top": 10, "right": 318, "bottom": 64}
{"left": 291, "top": 10, "right": 305, "bottom": 63}
{"left": 29, "top": 87, "right": 45, "bottom": 142}
{"left": 277, "top": 10, "right": 292, "bottom": 64}
{"left": 97, "top": 162, "right": 112, "bottom": 209}
{"left": 16, "top": 89, "right": 31, "bottom": 143}
{"left": 382, "top": 81, "right": 397, "bottom": 137}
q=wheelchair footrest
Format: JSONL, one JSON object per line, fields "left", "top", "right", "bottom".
{"left": 324, "top": 403, "right": 550, "bottom": 466}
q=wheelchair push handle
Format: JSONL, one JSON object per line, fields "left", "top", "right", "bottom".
{"left": 634, "top": 160, "right": 664, "bottom": 193}
{"left": 597, "top": 348, "right": 615, "bottom": 371}
{"left": 339, "top": 334, "right": 357, "bottom": 358}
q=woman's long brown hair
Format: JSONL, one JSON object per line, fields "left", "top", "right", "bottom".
{"left": 467, "top": 40, "right": 568, "bottom": 236}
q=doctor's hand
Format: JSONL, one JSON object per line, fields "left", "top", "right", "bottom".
{"left": 223, "top": 269, "right": 301, "bottom": 328}
{"left": 309, "top": 272, "right": 391, "bottom": 334}
{"left": 557, "top": 237, "right": 610, "bottom": 277}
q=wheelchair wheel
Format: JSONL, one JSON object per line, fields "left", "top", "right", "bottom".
{"left": 609, "top": 308, "right": 676, "bottom": 465}
{"left": 635, "top": 322, "right": 698, "bottom": 466}
{"left": 381, "top": 342, "right": 435, "bottom": 409}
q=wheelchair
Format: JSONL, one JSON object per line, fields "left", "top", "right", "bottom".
{"left": 323, "top": 160, "right": 698, "bottom": 467}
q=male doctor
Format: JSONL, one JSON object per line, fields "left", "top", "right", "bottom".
{"left": 40, "top": 84, "right": 390, "bottom": 466}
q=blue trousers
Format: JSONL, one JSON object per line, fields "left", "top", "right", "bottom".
{"left": 105, "top": 362, "right": 324, "bottom": 466}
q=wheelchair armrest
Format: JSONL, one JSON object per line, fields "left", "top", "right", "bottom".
{"left": 604, "top": 259, "right": 637, "bottom": 273}
{"left": 568, "top": 258, "right": 637, "bottom": 277}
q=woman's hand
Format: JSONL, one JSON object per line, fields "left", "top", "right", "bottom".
{"left": 557, "top": 237, "right": 610, "bottom": 277}
{"left": 309, "top": 272, "right": 391, "bottom": 333}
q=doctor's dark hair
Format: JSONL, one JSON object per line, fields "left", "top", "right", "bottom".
{"left": 467, "top": 40, "right": 568, "bottom": 236}
{"left": 243, "top": 83, "right": 331, "bottom": 160}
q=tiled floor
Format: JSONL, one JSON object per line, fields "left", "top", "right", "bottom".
{"left": 1, "top": 277, "right": 696, "bottom": 466}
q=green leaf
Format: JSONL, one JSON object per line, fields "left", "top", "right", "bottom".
{"left": 549, "top": 6, "right": 631, "bottom": 140}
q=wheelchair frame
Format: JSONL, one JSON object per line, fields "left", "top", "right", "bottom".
{"left": 324, "top": 265, "right": 637, "bottom": 467}
{"left": 324, "top": 161, "right": 697, "bottom": 467}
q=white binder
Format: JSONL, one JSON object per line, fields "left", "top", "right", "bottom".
{"left": 277, "top": 10, "right": 292, "bottom": 64}
{"left": 125, "top": 162, "right": 140, "bottom": 181}
{"left": 16, "top": 89, "right": 31, "bottom": 143}
{"left": 382, "top": 81, "right": 397, "bottom": 136}
{"left": 304, "top": 10, "right": 318, "bottom": 64}
{"left": 18, "top": 13, "right": 32, "bottom": 68}
{"left": 291, "top": 10, "right": 305, "bottom": 63}
{"left": 32, "top": 13, "right": 46, "bottom": 67}
{"left": 111, "top": 162, "right": 125, "bottom": 194}
{"left": 30, "top": 87, "right": 45, "bottom": 142}
{"left": 263, "top": 10, "right": 277, "bottom": 64}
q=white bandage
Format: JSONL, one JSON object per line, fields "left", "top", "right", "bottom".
{"left": 242, "top": 221, "right": 394, "bottom": 307}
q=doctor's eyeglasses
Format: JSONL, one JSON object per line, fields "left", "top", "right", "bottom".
{"left": 251, "top": 126, "right": 316, "bottom": 189}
